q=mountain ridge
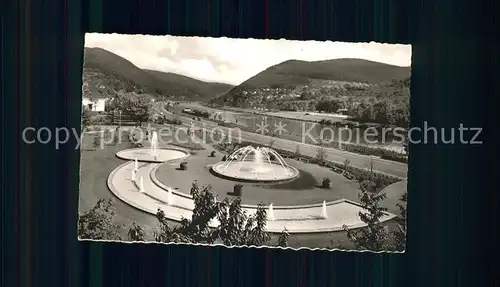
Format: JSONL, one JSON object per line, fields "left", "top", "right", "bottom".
{"left": 238, "top": 58, "right": 410, "bottom": 89}
{"left": 83, "top": 47, "right": 232, "bottom": 100}
{"left": 209, "top": 58, "right": 410, "bottom": 109}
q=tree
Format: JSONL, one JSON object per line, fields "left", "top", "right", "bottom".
{"left": 343, "top": 159, "right": 351, "bottom": 172}
{"left": 175, "top": 182, "right": 221, "bottom": 244}
{"left": 154, "top": 209, "right": 193, "bottom": 243}
{"left": 217, "top": 197, "right": 270, "bottom": 246}
{"left": 128, "top": 222, "right": 146, "bottom": 241}
{"left": 373, "top": 102, "right": 390, "bottom": 124}
{"left": 78, "top": 198, "right": 123, "bottom": 240}
{"left": 81, "top": 107, "right": 91, "bottom": 131}
{"left": 277, "top": 227, "right": 289, "bottom": 247}
{"left": 392, "top": 192, "right": 407, "bottom": 251}
{"left": 82, "top": 80, "right": 91, "bottom": 97}
{"left": 315, "top": 99, "right": 341, "bottom": 113}
{"left": 343, "top": 183, "right": 392, "bottom": 251}
{"left": 151, "top": 182, "right": 274, "bottom": 247}
{"left": 80, "top": 180, "right": 290, "bottom": 248}
{"left": 114, "top": 93, "right": 153, "bottom": 127}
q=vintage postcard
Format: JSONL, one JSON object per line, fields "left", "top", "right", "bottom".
{"left": 78, "top": 33, "right": 410, "bottom": 252}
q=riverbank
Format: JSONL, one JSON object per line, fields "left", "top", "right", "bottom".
{"left": 203, "top": 103, "right": 402, "bottom": 131}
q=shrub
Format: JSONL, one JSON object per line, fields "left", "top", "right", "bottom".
{"left": 322, "top": 177, "right": 332, "bottom": 189}
{"left": 342, "top": 143, "right": 408, "bottom": 163}
{"left": 359, "top": 180, "right": 377, "bottom": 193}
{"left": 156, "top": 116, "right": 165, "bottom": 125}
{"left": 343, "top": 159, "right": 351, "bottom": 171}
{"left": 222, "top": 155, "right": 227, "bottom": 161}
{"left": 210, "top": 151, "right": 216, "bottom": 157}
{"left": 380, "top": 153, "right": 408, "bottom": 163}
{"left": 92, "top": 136, "right": 101, "bottom": 150}
{"left": 180, "top": 162, "right": 188, "bottom": 170}
{"left": 165, "top": 118, "right": 183, "bottom": 125}
{"left": 315, "top": 146, "right": 327, "bottom": 166}
{"left": 233, "top": 184, "right": 243, "bottom": 196}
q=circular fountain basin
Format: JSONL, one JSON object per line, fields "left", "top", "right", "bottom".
{"left": 116, "top": 148, "right": 190, "bottom": 163}
{"left": 211, "top": 161, "right": 299, "bottom": 183}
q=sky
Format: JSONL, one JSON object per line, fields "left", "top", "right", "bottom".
{"left": 85, "top": 33, "right": 411, "bottom": 86}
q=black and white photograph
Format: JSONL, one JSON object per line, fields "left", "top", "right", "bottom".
{"left": 78, "top": 33, "right": 410, "bottom": 252}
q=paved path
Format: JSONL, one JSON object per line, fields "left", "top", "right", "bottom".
{"left": 108, "top": 159, "right": 396, "bottom": 233}
{"left": 159, "top": 104, "right": 408, "bottom": 179}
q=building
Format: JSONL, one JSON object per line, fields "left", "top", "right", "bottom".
{"left": 82, "top": 97, "right": 106, "bottom": 112}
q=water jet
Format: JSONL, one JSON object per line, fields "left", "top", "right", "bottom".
{"left": 211, "top": 145, "right": 299, "bottom": 183}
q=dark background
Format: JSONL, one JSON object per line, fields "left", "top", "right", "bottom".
{"left": 1, "top": 0, "right": 495, "bottom": 286}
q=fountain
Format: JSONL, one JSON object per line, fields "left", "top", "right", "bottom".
{"left": 268, "top": 203, "right": 275, "bottom": 221}
{"left": 116, "top": 131, "right": 189, "bottom": 163}
{"left": 131, "top": 168, "right": 136, "bottom": 182}
{"left": 134, "top": 158, "right": 139, "bottom": 172}
{"left": 211, "top": 145, "right": 299, "bottom": 183}
{"left": 139, "top": 176, "right": 145, "bottom": 193}
{"left": 320, "top": 201, "right": 328, "bottom": 219}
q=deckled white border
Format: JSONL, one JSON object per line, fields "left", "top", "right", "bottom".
{"left": 79, "top": 34, "right": 409, "bottom": 253}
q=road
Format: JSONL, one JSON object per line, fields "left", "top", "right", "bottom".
{"left": 153, "top": 102, "right": 408, "bottom": 179}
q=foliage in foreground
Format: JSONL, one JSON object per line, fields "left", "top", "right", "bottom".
{"left": 343, "top": 189, "right": 392, "bottom": 251}
{"left": 342, "top": 182, "right": 407, "bottom": 252}
{"left": 79, "top": 182, "right": 287, "bottom": 248}
{"left": 392, "top": 192, "right": 407, "bottom": 251}
{"left": 78, "top": 198, "right": 124, "bottom": 240}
